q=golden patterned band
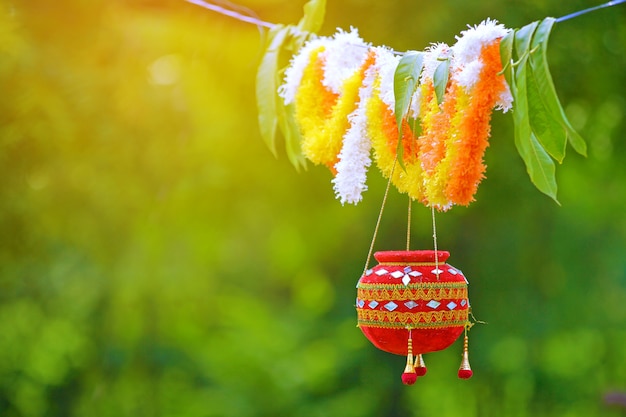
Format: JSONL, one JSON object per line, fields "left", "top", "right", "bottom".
{"left": 357, "top": 309, "right": 469, "bottom": 329}
{"left": 376, "top": 262, "right": 447, "bottom": 267}
{"left": 357, "top": 284, "right": 467, "bottom": 302}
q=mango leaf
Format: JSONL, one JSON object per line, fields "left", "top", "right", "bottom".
{"left": 256, "top": 25, "right": 289, "bottom": 157}
{"left": 529, "top": 18, "right": 587, "bottom": 156}
{"left": 526, "top": 64, "right": 567, "bottom": 162}
{"left": 393, "top": 51, "right": 424, "bottom": 134}
{"left": 297, "top": 0, "right": 326, "bottom": 33}
{"left": 513, "top": 21, "right": 538, "bottom": 59}
{"left": 392, "top": 51, "right": 423, "bottom": 171}
{"left": 499, "top": 29, "right": 515, "bottom": 89}
{"left": 523, "top": 132, "right": 559, "bottom": 204}
{"left": 512, "top": 54, "right": 559, "bottom": 203}
{"left": 433, "top": 58, "right": 450, "bottom": 106}
{"left": 276, "top": 102, "right": 307, "bottom": 171}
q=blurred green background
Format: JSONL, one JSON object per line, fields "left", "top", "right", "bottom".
{"left": 1, "top": 0, "right": 625, "bottom": 416}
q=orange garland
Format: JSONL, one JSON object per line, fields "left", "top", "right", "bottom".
{"left": 444, "top": 40, "right": 507, "bottom": 205}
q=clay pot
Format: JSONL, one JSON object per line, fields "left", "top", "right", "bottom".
{"left": 356, "top": 250, "right": 469, "bottom": 355}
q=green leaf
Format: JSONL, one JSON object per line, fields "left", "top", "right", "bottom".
{"left": 433, "top": 58, "right": 450, "bottom": 106}
{"left": 256, "top": 25, "right": 289, "bottom": 157}
{"left": 526, "top": 64, "right": 567, "bottom": 162}
{"left": 512, "top": 54, "right": 559, "bottom": 203}
{"left": 393, "top": 51, "right": 424, "bottom": 134}
{"left": 277, "top": 102, "right": 307, "bottom": 171}
{"left": 513, "top": 21, "right": 539, "bottom": 60}
{"left": 499, "top": 29, "right": 515, "bottom": 89}
{"left": 297, "top": 0, "right": 326, "bottom": 33}
{"left": 393, "top": 51, "right": 423, "bottom": 172}
{"left": 522, "top": 132, "right": 559, "bottom": 204}
{"left": 529, "top": 17, "right": 587, "bottom": 156}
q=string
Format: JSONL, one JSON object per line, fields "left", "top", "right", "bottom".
{"left": 556, "top": 0, "right": 626, "bottom": 22}
{"left": 187, "top": 0, "right": 626, "bottom": 33}
{"left": 406, "top": 197, "right": 412, "bottom": 251}
{"left": 362, "top": 159, "right": 397, "bottom": 276}
{"left": 185, "top": 0, "right": 275, "bottom": 29}
{"left": 431, "top": 206, "right": 440, "bottom": 281}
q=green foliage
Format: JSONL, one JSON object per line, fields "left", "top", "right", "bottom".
{"left": 393, "top": 51, "right": 424, "bottom": 169}
{"left": 393, "top": 51, "right": 424, "bottom": 132}
{"left": 257, "top": 25, "right": 289, "bottom": 155}
{"left": 297, "top": 0, "right": 326, "bottom": 33}
{"left": 433, "top": 57, "right": 451, "bottom": 106}
{"left": 257, "top": 25, "right": 308, "bottom": 170}
{"left": 502, "top": 18, "right": 587, "bottom": 202}
{"left": 255, "top": 0, "right": 326, "bottom": 170}
{"left": 530, "top": 18, "right": 587, "bottom": 157}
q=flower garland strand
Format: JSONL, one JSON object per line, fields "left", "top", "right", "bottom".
{"left": 280, "top": 20, "right": 515, "bottom": 209}
{"left": 280, "top": 29, "right": 371, "bottom": 173}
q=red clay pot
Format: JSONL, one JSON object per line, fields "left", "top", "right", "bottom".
{"left": 356, "top": 250, "right": 469, "bottom": 355}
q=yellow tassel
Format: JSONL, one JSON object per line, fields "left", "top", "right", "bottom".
{"left": 458, "top": 332, "right": 473, "bottom": 379}
{"left": 402, "top": 333, "right": 417, "bottom": 385}
{"left": 415, "top": 353, "right": 427, "bottom": 376}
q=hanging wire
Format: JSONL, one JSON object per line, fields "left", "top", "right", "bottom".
{"left": 556, "top": 0, "right": 626, "bottom": 22}
{"left": 361, "top": 159, "right": 397, "bottom": 276}
{"left": 185, "top": 0, "right": 276, "bottom": 29}
{"left": 406, "top": 197, "right": 412, "bottom": 251}
{"left": 431, "top": 206, "right": 441, "bottom": 281}
{"left": 187, "top": 0, "right": 626, "bottom": 31}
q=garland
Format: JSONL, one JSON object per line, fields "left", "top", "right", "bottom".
{"left": 253, "top": 0, "right": 603, "bottom": 209}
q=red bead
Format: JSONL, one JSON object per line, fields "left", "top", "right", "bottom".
{"left": 415, "top": 366, "right": 427, "bottom": 376}
{"left": 458, "top": 369, "right": 473, "bottom": 379}
{"left": 402, "top": 372, "right": 418, "bottom": 385}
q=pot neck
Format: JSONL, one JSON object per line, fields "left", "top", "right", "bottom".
{"left": 373, "top": 250, "right": 450, "bottom": 264}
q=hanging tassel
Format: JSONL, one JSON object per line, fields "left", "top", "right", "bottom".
{"left": 415, "top": 353, "right": 427, "bottom": 376}
{"left": 401, "top": 331, "right": 417, "bottom": 385}
{"left": 457, "top": 331, "right": 473, "bottom": 379}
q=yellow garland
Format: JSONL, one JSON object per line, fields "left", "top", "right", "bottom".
{"left": 367, "top": 77, "right": 425, "bottom": 201}
{"left": 295, "top": 47, "right": 373, "bottom": 174}
{"left": 367, "top": 78, "right": 397, "bottom": 178}
{"left": 295, "top": 46, "right": 340, "bottom": 169}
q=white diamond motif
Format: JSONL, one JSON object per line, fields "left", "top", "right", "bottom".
{"left": 402, "top": 274, "right": 411, "bottom": 286}
{"left": 384, "top": 301, "right": 398, "bottom": 311}
{"left": 404, "top": 300, "right": 418, "bottom": 309}
{"left": 460, "top": 299, "right": 467, "bottom": 307}
{"left": 447, "top": 301, "right": 457, "bottom": 310}
{"left": 426, "top": 300, "right": 441, "bottom": 309}
{"left": 368, "top": 300, "right": 379, "bottom": 309}
{"left": 357, "top": 299, "right": 365, "bottom": 308}
{"left": 431, "top": 268, "right": 444, "bottom": 275}
{"left": 404, "top": 266, "right": 413, "bottom": 273}
{"left": 375, "top": 268, "right": 389, "bottom": 276}
{"left": 365, "top": 269, "right": 373, "bottom": 276}
{"left": 390, "top": 271, "right": 404, "bottom": 279}
{"left": 409, "top": 271, "right": 422, "bottom": 277}
{"left": 448, "top": 268, "right": 458, "bottom": 275}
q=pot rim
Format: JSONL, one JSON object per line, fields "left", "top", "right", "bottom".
{"left": 373, "top": 250, "right": 450, "bottom": 263}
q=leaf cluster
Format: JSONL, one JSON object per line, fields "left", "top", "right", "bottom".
{"left": 256, "top": 0, "right": 326, "bottom": 171}
{"left": 500, "top": 18, "right": 587, "bottom": 203}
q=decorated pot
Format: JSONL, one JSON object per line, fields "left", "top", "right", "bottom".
{"left": 356, "top": 250, "right": 470, "bottom": 356}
